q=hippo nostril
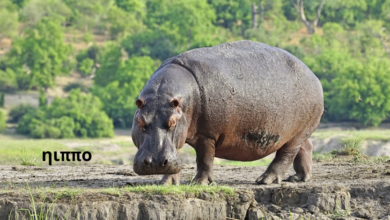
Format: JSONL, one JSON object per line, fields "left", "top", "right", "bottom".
{"left": 162, "top": 159, "right": 168, "bottom": 167}
{"left": 144, "top": 158, "right": 152, "bottom": 166}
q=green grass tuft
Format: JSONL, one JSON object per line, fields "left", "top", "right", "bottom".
{"left": 14, "top": 146, "right": 39, "bottom": 166}
{"left": 120, "top": 184, "right": 235, "bottom": 196}
{"left": 215, "top": 158, "right": 272, "bottom": 167}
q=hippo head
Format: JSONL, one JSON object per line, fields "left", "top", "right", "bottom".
{"left": 131, "top": 95, "right": 188, "bottom": 175}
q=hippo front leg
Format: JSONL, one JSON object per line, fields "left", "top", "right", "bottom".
{"left": 193, "top": 137, "right": 215, "bottom": 185}
{"left": 160, "top": 173, "right": 181, "bottom": 186}
{"left": 256, "top": 142, "right": 301, "bottom": 184}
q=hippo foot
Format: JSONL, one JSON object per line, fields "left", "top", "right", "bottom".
{"left": 159, "top": 173, "right": 181, "bottom": 186}
{"left": 287, "top": 173, "right": 311, "bottom": 182}
{"left": 191, "top": 172, "right": 213, "bottom": 185}
{"left": 255, "top": 171, "right": 284, "bottom": 185}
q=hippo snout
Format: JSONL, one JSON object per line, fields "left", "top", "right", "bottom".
{"left": 133, "top": 151, "right": 181, "bottom": 175}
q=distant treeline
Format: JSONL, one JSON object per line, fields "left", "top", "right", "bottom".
{"left": 0, "top": 0, "right": 390, "bottom": 138}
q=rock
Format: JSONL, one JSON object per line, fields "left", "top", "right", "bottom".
{"left": 292, "top": 207, "right": 304, "bottom": 214}
{"left": 380, "top": 216, "right": 390, "bottom": 220}
{"left": 308, "top": 205, "right": 320, "bottom": 214}
{"left": 354, "top": 208, "right": 371, "bottom": 219}
{"left": 1, "top": 192, "right": 255, "bottom": 220}
{"left": 289, "top": 213, "right": 301, "bottom": 220}
{"left": 246, "top": 208, "right": 265, "bottom": 220}
{"left": 279, "top": 210, "right": 288, "bottom": 215}
{"left": 306, "top": 190, "right": 350, "bottom": 212}
{"left": 314, "top": 213, "right": 331, "bottom": 220}
{"left": 268, "top": 204, "right": 281, "bottom": 213}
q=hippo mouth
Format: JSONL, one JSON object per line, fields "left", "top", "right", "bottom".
{"left": 133, "top": 158, "right": 182, "bottom": 175}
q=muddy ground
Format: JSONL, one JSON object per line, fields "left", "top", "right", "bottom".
{"left": 1, "top": 160, "right": 390, "bottom": 220}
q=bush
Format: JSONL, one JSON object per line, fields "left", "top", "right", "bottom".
{"left": 0, "top": 68, "right": 17, "bottom": 91}
{"left": 9, "top": 104, "right": 37, "bottom": 123}
{"left": 93, "top": 55, "right": 158, "bottom": 128}
{"left": 0, "top": 92, "right": 4, "bottom": 108}
{"left": 63, "top": 82, "right": 88, "bottom": 92}
{"left": 17, "top": 89, "right": 114, "bottom": 138}
{"left": 0, "top": 111, "right": 6, "bottom": 133}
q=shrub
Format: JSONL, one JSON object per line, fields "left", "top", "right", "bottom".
{"left": 0, "top": 92, "right": 4, "bottom": 108}
{"left": 8, "top": 104, "right": 37, "bottom": 123}
{"left": 0, "top": 110, "right": 6, "bottom": 133}
{"left": 92, "top": 55, "right": 158, "bottom": 127}
{"left": 0, "top": 68, "right": 17, "bottom": 91}
{"left": 63, "top": 82, "right": 88, "bottom": 92}
{"left": 17, "top": 89, "right": 114, "bottom": 138}
{"left": 78, "top": 58, "right": 94, "bottom": 76}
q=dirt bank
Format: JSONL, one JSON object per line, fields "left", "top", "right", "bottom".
{"left": 1, "top": 162, "right": 390, "bottom": 219}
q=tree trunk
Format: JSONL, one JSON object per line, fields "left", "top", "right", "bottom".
{"left": 258, "top": 0, "right": 264, "bottom": 29}
{"left": 293, "top": 0, "right": 325, "bottom": 34}
{"left": 252, "top": 3, "right": 258, "bottom": 28}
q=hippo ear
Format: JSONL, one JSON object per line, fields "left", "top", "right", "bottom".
{"left": 167, "top": 115, "right": 177, "bottom": 129}
{"left": 136, "top": 99, "right": 145, "bottom": 109}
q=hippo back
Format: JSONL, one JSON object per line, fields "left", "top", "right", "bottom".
{"left": 161, "top": 40, "right": 323, "bottom": 153}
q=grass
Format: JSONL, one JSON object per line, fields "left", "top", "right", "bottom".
{"left": 0, "top": 134, "right": 136, "bottom": 165}
{"left": 122, "top": 184, "right": 235, "bottom": 196}
{"left": 312, "top": 129, "right": 390, "bottom": 141}
{"left": 313, "top": 136, "right": 390, "bottom": 164}
{"left": 15, "top": 146, "right": 40, "bottom": 166}
{"left": 215, "top": 158, "right": 272, "bottom": 166}
{"left": 10, "top": 183, "right": 80, "bottom": 220}
{"left": 0, "top": 139, "right": 72, "bottom": 165}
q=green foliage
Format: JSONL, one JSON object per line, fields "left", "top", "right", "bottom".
{"left": 0, "top": 68, "right": 17, "bottom": 91}
{"left": 11, "top": 0, "right": 29, "bottom": 8}
{"left": 15, "top": 146, "right": 39, "bottom": 166}
{"left": 17, "top": 89, "right": 114, "bottom": 138}
{"left": 93, "top": 52, "right": 158, "bottom": 127}
{"left": 107, "top": 5, "right": 144, "bottom": 40}
{"left": 329, "top": 58, "right": 390, "bottom": 126}
{"left": 78, "top": 58, "right": 94, "bottom": 76}
{"left": 20, "top": 0, "right": 72, "bottom": 26}
{"left": 0, "top": 110, "right": 6, "bottom": 133}
{"left": 0, "top": 0, "right": 19, "bottom": 40}
{"left": 0, "top": 92, "right": 4, "bottom": 108}
{"left": 120, "top": 184, "right": 235, "bottom": 196}
{"left": 9, "top": 104, "right": 37, "bottom": 123}
{"left": 62, "top": 0, "right": 113, "bottom": 32}
{"left": 38, "top": 91, "right": 47, "bottom": 107}
{"left": 2, "top": 0, "right": 390, "bottom": 127}
{"left": 6, "top": 18, "right": 71, "bottom": 91}
{"left": 63, "top": 82, "right": 88, "bottom": 92}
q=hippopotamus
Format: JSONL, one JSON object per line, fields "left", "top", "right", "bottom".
{"left": 131, "top": 40, "right": 324, "bottom": 185}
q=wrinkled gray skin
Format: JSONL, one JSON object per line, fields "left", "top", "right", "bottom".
{"left": 131, "top": 40, "right": 324, "bottom": 185}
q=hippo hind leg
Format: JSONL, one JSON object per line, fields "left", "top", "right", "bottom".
{"left": 288, "top": 139, "right": 313, "bottom": 182}
{"left": 256, "top": 140, "right": 303, "bottom": 184}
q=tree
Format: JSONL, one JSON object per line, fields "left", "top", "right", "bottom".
{"left": 21, "top": 0, "right": 72, "bottom": 26}
{"left": 6, "top": 18, "right": 71, "bottom": 98}
{"left": 293, "top": 0, "right": 325, "bottom": 34}
{"left": 93, "top": 48, "right": 158, "bottom": 127}
{"left": 17, "top": 89, "right": 114, "bottom": 138}
{"left": 63, "top": 0, "right": 114, "bottom": 32}
{"left": 329, "top": 58, "right": 390, "bottom": 126}
{"left": 0, "top": 110, "right": 6, "bottom": 133}
{"left": 0, "top": 0, "right": 19, "bottom": 42}
{"left": 0, "top": 68, "right": 17, "bottom": 91}
{"left": 107, "top": 5, "right": 144, "bottom": 40}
